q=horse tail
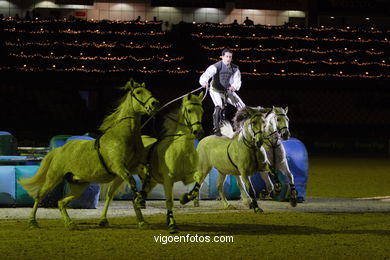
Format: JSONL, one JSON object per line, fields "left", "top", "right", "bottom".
{"left": 220, "top": 120, "right": 234, "bottom": 138}
{"left": 18, "top": 150, "right": 55, "bottom": 199}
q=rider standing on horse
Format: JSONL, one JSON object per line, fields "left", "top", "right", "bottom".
{"left": 199, "top": 48, "right": 245, "bottom": 136}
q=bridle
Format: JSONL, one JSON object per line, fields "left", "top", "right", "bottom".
{"left": 130, "top": 85, "right": 155, "bottom": 108}
{"left": 166, "top": 101, "right": 203, "bottom": 133}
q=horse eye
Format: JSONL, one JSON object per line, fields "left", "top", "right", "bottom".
{"left": 136, "top": 90, "right": 141, "bottom": 94}
{"left": 188, "top": 109, "right": 191, "bottom": 113}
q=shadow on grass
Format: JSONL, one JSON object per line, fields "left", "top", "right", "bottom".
{"left": 75, "top": 221, "right": 390, "bottom": 236}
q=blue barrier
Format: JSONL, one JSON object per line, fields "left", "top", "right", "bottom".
{"left": 0, "top": 166, "right": 16, "bottom": 205}
{"left": 283, "top": 138, "right": 309, "bottom": 201}
{"left": 250, "top": 138, "right": 309, "bottom": 202}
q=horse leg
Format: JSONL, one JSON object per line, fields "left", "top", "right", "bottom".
{"left": 277, "top": 158, "right": 298, "bottom": 207}
{"left": 180, "top": 169, "right": 208, "bottom": 205}
{"left": 235, "top": 176, "right": 251, "bottom": 207}
{"left": 217, "top": 174, "right": 234, "bottom": 209}
{"left": 259, "top": 171, "right": 274, "bottom": 198}
{"left": 163, "top": 177, "right": 178, "bottom": 234}
{"left": 99, "top": 176, "right": 123, "bottom": 227}
{"left": 58, "top": 182, "right": 89, "bottom": 230}
{"left": 241, "top": 175, "right": 263, "bottom": 213}
{"left": 123, "top": 176, "right": 148, "bottom": 229}
{"left": 28, "top": 177, "right": 63, "bottom": 228}
{"left": 180, "top": 182, "right": 200, "bottom": 205}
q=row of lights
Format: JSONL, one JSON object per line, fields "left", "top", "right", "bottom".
{"left": 192, "top": 33, "right": 389, "bottom": 43}
{"left": 1, "top": 17, "right": 162, "bottom": 24}
{"left": 5, "top": 41, "right": 173, "bottom": 49}
{"left": 195, "top": 23, "right": 387, "bottom": 33}
{"left": 9, "top": 53, "right": 184, "bottom": 62}
{"left": 201, "top": 45, "right": 385, "bottom": 55}
{"left": 7, "top": 65, "right": 188, "bottom": 74}
{"left": 3, "top": 28, "right": 166, "bottom": 36}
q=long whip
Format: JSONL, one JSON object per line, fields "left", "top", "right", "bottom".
{"left": 141, "top": 85, "right": 208, "bottom": 129}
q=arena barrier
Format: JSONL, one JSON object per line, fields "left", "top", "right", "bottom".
{"left": 0, "top": 131, "right": 17, "bottom": 156}
{"left": 250, "top": 138, "right": 309, "bottom": 202}
{"left": 0, "top": 135, "right": 100, "bottom": 208}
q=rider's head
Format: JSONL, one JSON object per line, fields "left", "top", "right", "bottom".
{"left": 221, "top": 48, "right": 233, "bottom": 65}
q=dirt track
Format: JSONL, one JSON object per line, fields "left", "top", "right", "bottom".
{"left": 0, "top": 197, "right": 389, "bottom": 220}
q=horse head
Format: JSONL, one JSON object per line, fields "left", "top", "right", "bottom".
{"left": 274, "top": 106, "right": 290, "bottom": 140}
{"left": 122, "top": 78, "right": 160, "bottom": 115}
{"left": 182, "top": 92, "right": 204, "bottom": 139}
{"left": 236, "top": 106, "right": 269, "bottom": 148}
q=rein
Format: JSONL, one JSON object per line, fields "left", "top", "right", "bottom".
{"left": 141, "top": 86, "right": 207, "bottom": 129}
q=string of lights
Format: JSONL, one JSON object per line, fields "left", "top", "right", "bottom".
{"left": 194, "top": 23, "right": 388, "bottom": 34}
{"left": 9, "top": 53, "right": 184, "bottom": 62}
{"left": 192, "top": 70, "right": 389, "bottom": 78}
{"left": 1, "top": 18, "right": 162, "bottom": 25}
{"left": 0, "top": 66, "right": 189, "bottom": 74}
{"left": 5, "top": 41, "right": 173, "bottom": 49}
{"left": 3, "top": 28, "right": 165, "bottom": 36}
{"left": 191, "top": 33, "right": 389, "bottom": 44}
{"left": 205, "top": 57, "right": 388, "bottom": 67}
{"left": 200, "top": 45, "right": 386, "bottom": 55}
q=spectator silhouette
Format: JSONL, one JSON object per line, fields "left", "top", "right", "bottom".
{"left": 243, "top": 17, "right": 254, "bottom": 26}
{"left": 25, "top": 10, "right": 31, "bottom": 20}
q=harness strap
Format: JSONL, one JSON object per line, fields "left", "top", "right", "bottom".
{"left": 227, "top": 142, "right": 239, "bottom": 170}
{"left": 94, "top": 136, "right": 116, "bottom": 176}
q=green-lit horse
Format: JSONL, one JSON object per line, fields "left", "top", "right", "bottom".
{"left": 180, "top": 106, "right": 270, "bottom": 213}
{"left": 229, "top": 106, "right": 297, "bottom": 207}
{"left": 19, "top": 79, "right": 159, "bottom": 230}
{"left": 99, "top": 92, "right": 204, "bottom": 234}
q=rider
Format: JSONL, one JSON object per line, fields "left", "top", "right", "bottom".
{"left": 199, "top": 48, "right": 245, "bottom": 136}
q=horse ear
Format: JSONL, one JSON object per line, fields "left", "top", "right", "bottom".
{"left": 141, "top": 82, "right": 146, "bottom": 88}
{"left": 198, "top": 91, "right": 204, "bottom": 100}
{"left": 122, "top": 78, "right": 134, "bottom": 90}
{"left": 285, "top": 106, "right": 288, "bottom": 113}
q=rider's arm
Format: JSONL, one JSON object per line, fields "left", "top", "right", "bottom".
{"left": 199, "top": 65, "right": 217, "bottom": 87}
{"left": 230, "top": 69, "right": 241, "bottom": 91}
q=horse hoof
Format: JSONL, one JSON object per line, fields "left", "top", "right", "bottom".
{"left": 99, "top": 219, "right": 109, "bottom": 227}
{"left": 224, "top": 204, "right": 236, "bottom": 210}
{"left": 168, "top": 224, "right": 179, "bottom": 234}
{"left": 254, "top": 207, "right": 264, "bottom": 214}
{"left": 290, "top": 190, "right": 298, "bottom": 207}
{"left": 28, "top": 220, "right": 39, "bottom": 229}
{"left": 66, "top": 222, "right": 79, "bottom": 231}
{"left": 138, "top": 221, "right": 151, "bottom": 230}
{"left": 180, "top": 193, "right": 191, "bottom": 205}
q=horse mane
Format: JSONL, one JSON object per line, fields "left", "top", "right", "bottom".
{"left": 233, "top": 106, "right": 267, "bottom": 130}
{"left": 161, "top": 106, "right": 181, "bottom": 135}
{"left": 160, "top": 93, "right": 203, "bottom": 136}
{"left": 98, "top": 79, "right": 137, "bottom": 133}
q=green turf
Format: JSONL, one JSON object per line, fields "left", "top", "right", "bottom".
{"left": 307, "top": 155, "right": 390, "bottom": 198}
{"left": 0, "top": 212, "right": 389, "bottom": 260}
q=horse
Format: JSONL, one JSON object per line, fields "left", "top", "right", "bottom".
{"left": 235, "top": 106, "right": 298, "bottom": 207}
{"left": 18, "top": 79, "right": 159, "bottom": 230}
{"left": 180, "top": 106, "right": 271, "bottom": 213}
{"left": 98, "top": 92, "right": 204, "bottom": 234}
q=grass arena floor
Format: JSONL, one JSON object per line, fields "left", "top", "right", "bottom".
{"left": 0, "top": 155, "right": 389, "bottom": 260}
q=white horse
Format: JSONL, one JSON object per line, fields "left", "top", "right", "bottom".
{"left": 230, "top": 106, "right": 297, "bottom": 207}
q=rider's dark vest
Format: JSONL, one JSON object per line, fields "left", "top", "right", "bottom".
{"left": 211, "top": 61, "right": 238, "bottom": 92}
